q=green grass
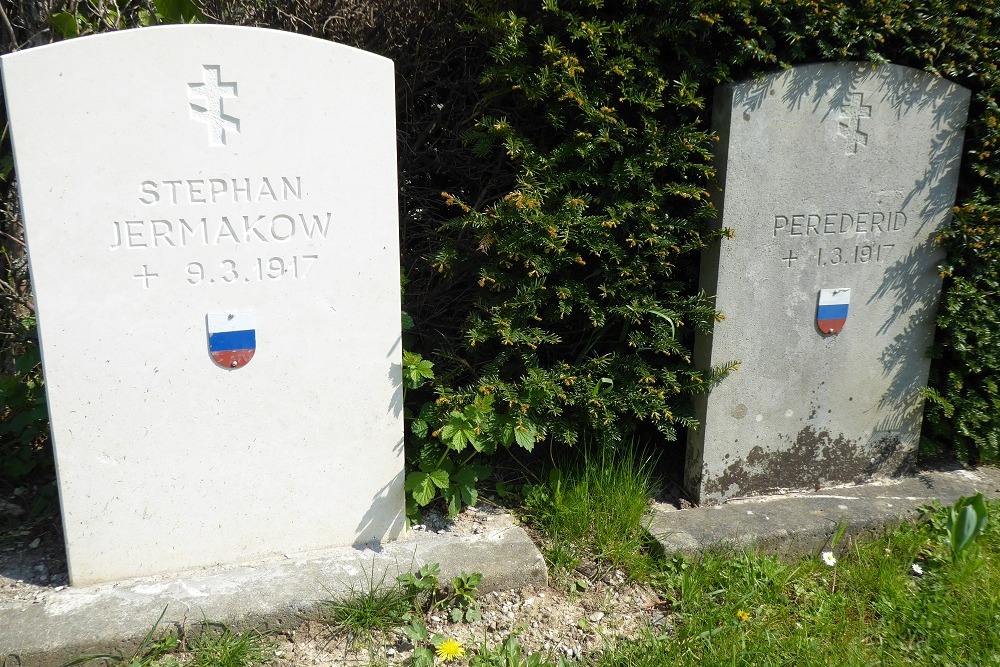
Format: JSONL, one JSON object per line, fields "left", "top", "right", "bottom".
{"left": 519, "top": 445, "right": 1000, "bottom": 665}
{"left": 318, "top": 584, "right": 411, "bottom": 638}
{"left": 62, "top": 607, "right": 181, "bottom": 667}
{"left": 187, "top": 623, "right": 272, "bottom": 667}
{"left": 522, "top": 443, "right": 660, "bottom": 581}
{"left": 313, "top": 564, "right": 415, "bottom": 665}
{"left": 595, "top": 501, "right": 1000, "bottom": 666}
{"left": 61, "top": 611, "right": 271, "bottom": 667}
{"left": 58, "top": 452, "right": 1000, "bottom": 667}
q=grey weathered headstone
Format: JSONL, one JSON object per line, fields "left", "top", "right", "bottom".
{"left": 687, "top": 62, "right": 970, "bottom": 503}
{"left": 1, "top": 25, "right": 405, "bottom": 584}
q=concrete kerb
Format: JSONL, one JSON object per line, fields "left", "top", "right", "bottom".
{"left": 648, "top": 465, "right": 1000, "bottom": 558}
{"left": 1, "top": 513, "right": 546, "bottom": 667}
{"left": 6, "top": 465, "right": 1000, "bottom": 666}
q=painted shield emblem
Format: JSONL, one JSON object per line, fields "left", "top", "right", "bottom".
{"left": 816, "top": 288, "right": 850, "bottom": 335}
{"left": 207, "top": 312, "right": 256, "bottom": 369}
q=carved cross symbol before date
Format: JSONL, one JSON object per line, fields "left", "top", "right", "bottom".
{"left": 133, "top": 264, "right": 159, "bottom": 288}
{"left": 186, "top": 255, "right": 318, "bottom": 285}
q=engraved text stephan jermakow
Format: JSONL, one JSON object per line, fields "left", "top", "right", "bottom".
{"left": 110, "top": 176, "right": 330, "bottom": 289}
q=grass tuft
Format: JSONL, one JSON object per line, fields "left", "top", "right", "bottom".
{"left": 523, "top": 442, "right": 659, "bottom": 580}
{"left": 187, "top": 622, "right": 272, "bottom": 667}
{"left": 313, "top": 562, "right": 420, "bottom": 667}
{"left": 316, "top": 574, "right": 412, "bottom": 641}
{"left": 61, "top": 606, "right": 180, "bottom": 667}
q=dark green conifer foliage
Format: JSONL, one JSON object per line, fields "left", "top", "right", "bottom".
{"left": 403, "top": 0, "right": 1000, "bottom": 513}
{"left": 2, "top": 0, "right": 999, "bottom": 517}
{"left": 403, "top": 1, "right": 742, "bottom": 517}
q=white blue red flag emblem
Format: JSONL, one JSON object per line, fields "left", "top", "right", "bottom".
{"left": 816, "top": 288, "right": 850, "bottom": 335}
{"left": 206, "top": 312, "right": 256, "bottom": 369}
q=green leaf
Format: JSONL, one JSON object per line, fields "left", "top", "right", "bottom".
{"left": 947, "top": 493, "right": 990, "bottom": 561}
{"left": 402, "top": 351, "right": 435, "bottom": 389}
{"left": 0, "top": 154, "right": 13, "bottom": 182}
{"left": 419, "top": 562, "right": 441, "bottom": 580}
{"left": 49, "top": 12, "right": 79, "bottom": 38}
{"left": 402, "top": 311, "right": 415, "bottom": 331}
{"left": 153, "top": 0, "right": 205, "bottom": 23}
{"left": 418, "top": 401, "right": 437, "bottom": 420}
{"left": 411, "top": 418, "right": 429, "bottom": 440}
{"left": 442, "top": 487, "right": 462, "bottom": 518}
{"left": 457, "top": 482, "right": 477, "bottom": 508}
{"left": 591, "top": 377, "right": 614, "bottom": 398}
{"left": 411, "top": 647, "right": 435, "bottom": 667}
{"left": 514, "top": 420, "right": 538, "bottom": 451}
{"left": 402, "top": 618, "right": 428, "bottom": 642}
{"left": 470, "top": 436, "right": 494, "bottom": 454}
{"left": 953, "top": 504, "right": 979, "bottom": 556}
{"left": 971, "top": 492, "right": 989, "bottom": 533}
{"left": 14, "top": 351, "right": 40, "bottom": 374}
{"left": 497, "top": 415, "right": 516, "bottom": 448}
{"left": 452, "top": 464, "right": 491, "bottom": 506}
{"left": 440, "top": 411, "right": 477, "bottom": 451}
{"left": 453, "top": 463, "right": 491, "bottom": 486}
{"left": 405, "top": 472, "right": 436, "bottom": 506}
{"left": 428, "top": 468, "right": 450, "bottom": 489}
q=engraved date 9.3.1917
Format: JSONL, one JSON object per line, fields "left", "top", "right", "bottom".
{"left": 185, "top": 255, "right": 318, "bottom": 285}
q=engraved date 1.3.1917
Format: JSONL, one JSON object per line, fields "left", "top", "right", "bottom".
{"left": 817, "top": 243, "right": 894, "bottom": 267}
{"left": 778, "top": 243, "right": 895, "bottom": 269}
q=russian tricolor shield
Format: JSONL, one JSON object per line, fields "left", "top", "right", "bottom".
{"left": 206, "top": 312, "right": 256, "bottom": 369}
{"left": 816, "top": 288, "right": 850, "bottom": 335}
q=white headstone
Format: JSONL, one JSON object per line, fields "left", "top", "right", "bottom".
{"left": 1, "top": 25, "right": 405, "bottom": 585}
{"left": 687, "top": 63, "right": 970, "bottom": 503}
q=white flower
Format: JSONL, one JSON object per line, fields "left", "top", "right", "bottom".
{"left": 821, "top": 551, "right": 837, "bottom": 567}
{"left": 911, "top": 562, "right": 924, "bottom": 576}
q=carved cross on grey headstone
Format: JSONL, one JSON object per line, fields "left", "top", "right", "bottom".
{"left": 838, "top": 92, "right": 872, "bottom": 154}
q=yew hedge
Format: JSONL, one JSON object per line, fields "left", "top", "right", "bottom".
{"left": 1, "top": 0, "right": 998, "bottom": 519}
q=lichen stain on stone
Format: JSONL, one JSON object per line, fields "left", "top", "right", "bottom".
{"left": 704, "top": 424, "right": 915, "bottom": 499}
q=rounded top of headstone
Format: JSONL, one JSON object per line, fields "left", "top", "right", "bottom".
{"left": 0, "top": 24, "right": 393, "bottom": 67}
{"left": 725, "top": 61, "right": 970, "bottom": 117}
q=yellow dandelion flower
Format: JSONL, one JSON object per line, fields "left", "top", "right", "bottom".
{"left": 737, "top": 609, "right": 750, "bottom": 622}
{"left": 436, "top": 638, "right": 465, "bottom": 662}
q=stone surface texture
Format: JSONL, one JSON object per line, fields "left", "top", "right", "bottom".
{"left": 3, "top": 468, "right": 998, "bottom": 667}
{"left": 1, "top": 26, "right": 404, "bottom": 585}
{"left": 653, "top": 465, "right": 1000, "bottom": 558}
{"left": 0, "top": 510, "right": 547, "bottom": 667}
{"left": 687, "top": 63, "right": 971, "bottom": 503}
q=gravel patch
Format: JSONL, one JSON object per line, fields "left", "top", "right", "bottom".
{"left": 1, "top": 498, "right": 669, "bottom": 665}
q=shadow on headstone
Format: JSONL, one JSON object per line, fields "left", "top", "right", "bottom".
{"left": 687, "top": 62, "right": 970, "bottom": 504}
